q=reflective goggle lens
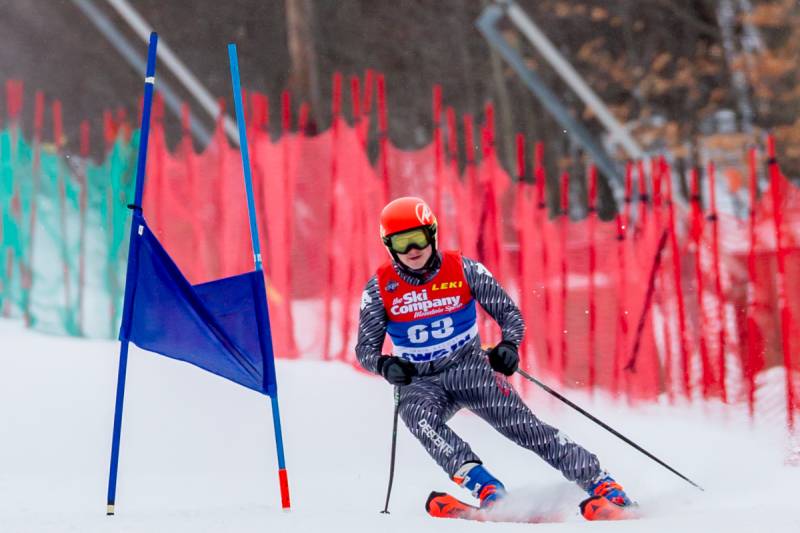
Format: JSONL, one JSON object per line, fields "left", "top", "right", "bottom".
{"left": 388, "top": 229, "right": 430, "bottom": 254}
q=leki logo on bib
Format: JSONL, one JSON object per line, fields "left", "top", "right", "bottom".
{"left": 431, "top": 280, "right": 463, "bottom": 291}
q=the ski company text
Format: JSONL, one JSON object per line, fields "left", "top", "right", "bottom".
{"left": 390, "top": 289, "right": 462, "bottom": 318}
{"left": 418, "top": 418, "right": 454, "bottom": 457}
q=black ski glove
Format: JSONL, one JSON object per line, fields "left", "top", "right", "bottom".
{"left": 488, "top": 341, "right": 519, "bottom": 376}
{"left": 376, "top": 355, "right": 418, "bottom": 385}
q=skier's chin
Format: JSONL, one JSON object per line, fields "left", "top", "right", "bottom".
{"left": 403, "top": 256, "right": 426, "bottom": 269}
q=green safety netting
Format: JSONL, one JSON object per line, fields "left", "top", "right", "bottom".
{"left": 0, "top": 127, "right": 137, "bottom": 338}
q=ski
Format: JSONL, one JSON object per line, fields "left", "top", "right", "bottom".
{"left": 425, "top": 491, "right": 561, "bottom": 524}
{"left": 425, "top": 491, "right": 637, "bottom": 523}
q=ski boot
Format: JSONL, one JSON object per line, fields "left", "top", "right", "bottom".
{"left": 586, "top": 472, "right": 632, "bottom": 507}
{"left": 452, "top": 462, "right": 506, "bottom": 509}
{"left": 580, "top": 472, "right": 633, "bottom": 521}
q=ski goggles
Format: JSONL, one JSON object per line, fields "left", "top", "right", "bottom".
{"left": 385, "top": 228, "right": 431, "bottom": 254}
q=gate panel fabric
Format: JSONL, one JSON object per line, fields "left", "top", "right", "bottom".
{"left": 124, "top": 214, "right": 275, "bottom": 395}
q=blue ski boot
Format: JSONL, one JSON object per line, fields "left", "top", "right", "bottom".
{"left": 452, "top": 462, "right": 506, "bottom": 508}
{"left": 585, "top": 472, "right": 632, "bottom": 508}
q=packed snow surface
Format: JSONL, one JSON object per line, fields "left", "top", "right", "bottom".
{"left": 1, "top": 319, "right": 796, "bottom": 532}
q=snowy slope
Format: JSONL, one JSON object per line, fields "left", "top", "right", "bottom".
{"left": 1, "top": 319, "right": 797, "bottom": 532}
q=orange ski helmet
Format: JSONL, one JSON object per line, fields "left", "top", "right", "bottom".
{"left": 379, "top": 196, "right": 438, "bottom": 254}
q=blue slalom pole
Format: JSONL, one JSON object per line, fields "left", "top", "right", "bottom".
{"left": 106, "top": 31, "right": 158, "bottom": 516}
{"left": 228, "top": 42, "right": 291, "bottom": 510}
{"left": 228, "top": 43, "right": 263, "bottom": 271}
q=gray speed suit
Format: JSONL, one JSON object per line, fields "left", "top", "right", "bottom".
{"left": 355, "top": 253, "right": 602, "bottom": 488}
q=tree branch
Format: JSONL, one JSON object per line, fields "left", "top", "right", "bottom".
{"left": 653, "top": 0, "right": 721, "bottom": 39}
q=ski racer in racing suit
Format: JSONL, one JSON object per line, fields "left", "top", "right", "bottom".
{"left": 355, "top": 197, "right": 632, "bottom": 514}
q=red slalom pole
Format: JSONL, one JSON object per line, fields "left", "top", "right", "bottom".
{"left": 483, "top": 103, "right": 503, "bottom": 286}
{"left": 323, "top": 75, "right": 342, "bottom": 361}
{"left": 377, "top": 74, "right": 389, "bottom": 204}
{"left": 652, "top": 159, "right": 662, "bottom": 207}
{"left": 355, "top": 78, "right": 373, "bottom": 284}
{"left": 637, "top": 160, "right": 649, "bottom": 235}
{"left": 667, "top": 163, "right": 692, "bottom": 399}
{"left": 259, "top": 92, "right": 271, "bottom": 132}
{"left": 446, "top": 107, "right": 458, "bottom": 169}
{"left": 151, "top": 95, "right": 165, "bottom": 251}
{"left": 5, "top": 80, "right": 23, "bottom": 126}
{"left": 446, "top": 107, "right": 463, "bottom": 249}
{"left": 181, "top": 103, "right": 205, "bottom": 280}
{"left": 744, "top": 147, "right": 760, "bottom": 417}
{"left": 281, "top": 91, "right": 298, "bottom": 358}
{"left": 213, "top": 98, "right": 227, "bottom": 279}
{"left": 707, "top": 161, "right": 728, "bottom": 402}
{"left": 665, "top": 161, "right": 691, "bottom": 399}
{"left": 362, "top": 69, "right": 374, "bottom": 116}
{"left": 337, "top": 76, "right": 363, "bottom": 362}
{"left": 298, "top": 102, "right": 310, "bottom": 132}
{"left": 514, "top": 134, "right": 529, "bottom": 375}
{"left": 103, "top": 109, "right": 116, "bottom": 150}
{"left": 534, "top": 142, "right": 553, "bottom": 371}
{"left": 613, "top": 163, "right": 635, "bottom": 396}
{"left": 767, "top": 136, "right": 795, "bottom": 430}
{"left": 613, "top": 208, "right": 628, "bottom": 397}
{"left": 653, "top": 159, "right": 673, "bottom": 401}
{"left": 690, "top": 169, "right": 713, "bottom": 398}
{"left": 463, "top": 115, "right": 477, "bottom": 259}
{"left": 558, "top": 171, "right": 569, "bottom": 381}
{"left": 624, "top": 161, "right": 633, "bottom": 231}
{"left": 4, "top": 82, "right": 23, "bottom": 317}
{"left": 117, "top": 107, "right": 131, "bottom": 141}
{"left": 477, "top": 111, "right": 496, "bottom": 344}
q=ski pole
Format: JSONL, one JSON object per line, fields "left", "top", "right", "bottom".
{"left": 516, "top": 368, "right": 704, "bottom": 491}
{"left": 381, "top": 386, "right": 401, "bottom": 514}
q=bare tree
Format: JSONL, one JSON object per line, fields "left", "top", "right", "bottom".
{"left": 285, "top": 0, "right": 322, "bottom": 128}
{"left": 482, "top": 0, "right": 516, "bottom": 173}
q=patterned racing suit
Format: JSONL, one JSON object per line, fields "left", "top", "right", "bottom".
{"left": 355, "top": 251, "right": 602, "bottom": 488}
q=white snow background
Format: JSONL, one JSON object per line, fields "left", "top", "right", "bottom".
{"left": 1, "top": 318, "right": 797, "bottom": 532}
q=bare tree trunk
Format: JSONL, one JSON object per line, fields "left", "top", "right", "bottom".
{"left": 717, "top": 0, "right": 754, "bottom": 133}
{"left": 456, "top": 0, "right": 478, "bottom": 114}
{"left": 735, "top": 0, "right": 766, "bottom": 122}
{"left": 481, "top": 0, "right": 515, "bottom": 174}
{"left": 285, "top": 0, "right": 321, "bottom": 128}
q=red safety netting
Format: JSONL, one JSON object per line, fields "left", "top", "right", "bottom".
{"left": 4, "top": 78, "right": 797, "bottom": 426}
{"left": 132, "top": 91, "right": 797, "bottom": 421}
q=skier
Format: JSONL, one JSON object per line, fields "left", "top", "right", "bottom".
{"left": 355, "top": 196, "right": 633, "bottom": 520}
